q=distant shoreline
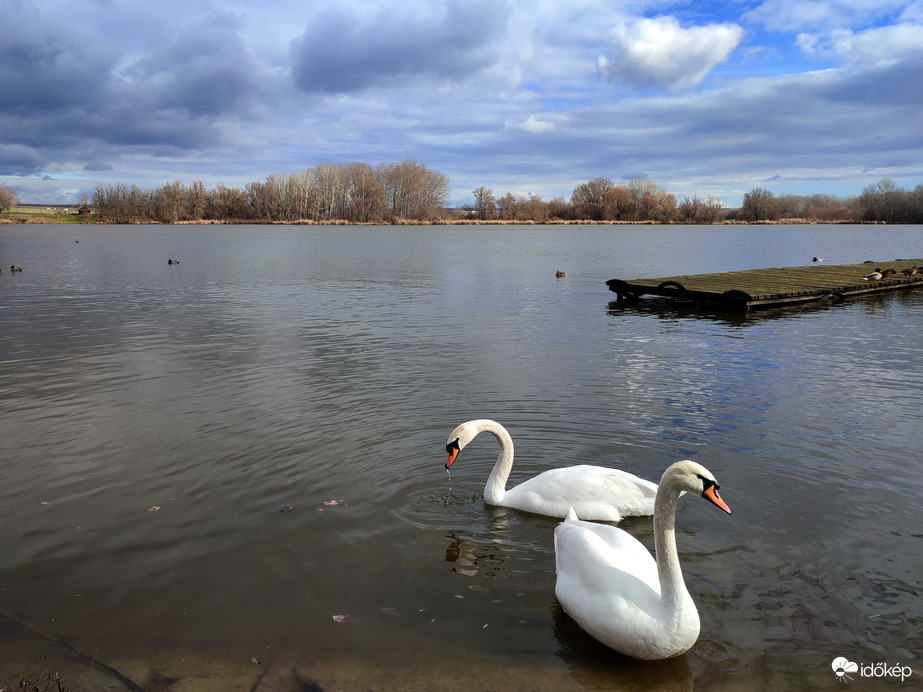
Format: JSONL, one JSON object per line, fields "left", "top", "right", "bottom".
{"left": 0, "top": 214, "right": 892, "bottom": 226}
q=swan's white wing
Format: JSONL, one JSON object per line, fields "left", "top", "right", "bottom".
{"left": 554, "top": 513, "right": 665, "bottom": 654}
{"left": 502, "top": 465, "right": 658, "bottom": 521}
{"left": 554, "top": 511, "right": 659, "bottom": 586}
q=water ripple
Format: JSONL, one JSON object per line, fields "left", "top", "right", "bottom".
{"left": 1, "top": 224, "right": 921, "bottom": 686}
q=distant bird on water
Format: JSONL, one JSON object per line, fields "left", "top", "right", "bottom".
{"left": 168, "top": 259, "right": 179, "bottom": 265}
{"left": 10, "top": 265, "right": 22, "bottom": 272}
{"left": 556, "top": 271, "right": 566, "bottom": 277}
{"left": 812, "top": 257, "right": 823, "bottom": 262}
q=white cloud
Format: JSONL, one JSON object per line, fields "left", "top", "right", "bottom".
{"left": 597, "top": 16, "right": 744, "bottom": 91}
{"left": 900, "top": 1, "right": 923, "bottom": 21}
{"left": 744, "top": 0, "right": 909, "bottom": 32}
{"left": 504, "top": 114, "right": 556, "bottom": 133}
{"left": 796, "top": 23, "right": 923, "bottom": 64}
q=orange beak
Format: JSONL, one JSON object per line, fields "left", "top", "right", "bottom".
{"left": 703, "top": 485, "right": 731, "bottom": 515}
{"left": 445, "top": 444, "right": 459, "bottom": 470}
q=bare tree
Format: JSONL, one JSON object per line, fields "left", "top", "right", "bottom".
{"left": 497, "top": 192, "right": 516, "bottom": 220}
{"left": 546, "top": 196, "right": 571, "bottom": 220}
{"left": 570, "top": 178, "right": 613, "bottom": 220}
{"left": 571, "top": 177, "right": 614, "bottom": 207}
{"left": 285, "top": 169, "right": 314, "bottom": 220}
{"left": 527, "top": 194, "right": 549, "bottom": 222}
{"left": 155, "top": 179, "right": 187, "bottom": 223}
{"left": 602, "top": 186, "right": 632, "bottom": 220}
{"left": 622, "top": 178, "right": 657, "bottom": 220}
{"left": 640, "top": 190, "right": 677, "bottom": 223}
{"left": 741, "top": 187, "right": 779, "bottom": 221}
{"left": 313, "top": 164, "right": 348, "bottom": 220}
{"left": 415, "top": 162, "right": 450, "bottom": 220}
{"left": 678, "top": 196, "right": 701, "bottom": 222}
{"left": 77, "top": 192, "right": 92, "bottom": 216}
{"left": 214, "top": 184, "right": 252, "bottom": 221}
{"left": 859, "top": 178, "right": 905, "bottom": 222}
{"left": 503, "top": 193, "right": 550, "bottom": 222}
{"left": 377, "top": 159, "right": 449, "bottom": 220}
{"left": 265, "top": 173, "right": 296, "bottom": 221}
{"left": 776, "top": 192, "right": 852, "bottom": 221}
{"left": 187, "top": 180, "right": 208, "bottom": 220}
{"left": 472, "top": 186, "right": 496, "bottom": 219}
{"left": 93, "top": 182, "right": 153, "bottom": 223}
{"left": 0, "top": 184, "right": 19, "bottom": 212}
{"left": 344, "top": 162, "right": 384, "bottom": 222}
{"left": 698, "top": 196, "right": 725, "bottom": 224}
{"left": 246, "top": 181, "right": 275, "bottom": 222}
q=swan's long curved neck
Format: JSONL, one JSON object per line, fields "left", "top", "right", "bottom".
{"left": 653, "top": 479, "right": 691, "bottom": 608}
{"left": 481, "top": 421, "right": 514, "bottom": 505}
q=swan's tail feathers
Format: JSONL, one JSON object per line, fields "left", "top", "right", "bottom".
{"left": 565, "top": 507, "right": 579, "bottom": 522}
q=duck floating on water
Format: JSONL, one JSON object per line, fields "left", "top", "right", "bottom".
{"left": 168, "top": 259, "right": 179, "bottom": 265}
{"left": 556, "top": 271, "right": 566, "bottom": 277}
{"left": 9, "top": 265, "right": 22, "bottom": 272}
{"left": 812, "top": 257, "right": 823, "bottom": 262}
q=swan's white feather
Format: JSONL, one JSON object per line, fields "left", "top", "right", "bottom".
{"left": 503, "top": 465, "right": 657, "bottom": 521}
{"left": 553, "top": 461, "right": 729, "bottom": 660}
{"left": 445, "top": 419, "right": 658, "bottom": 521}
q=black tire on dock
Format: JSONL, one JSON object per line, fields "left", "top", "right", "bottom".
{"left": 722, "top": 289, "right": 753, "bottom": 301}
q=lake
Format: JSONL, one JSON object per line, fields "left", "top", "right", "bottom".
{"left": 0, "top": 223, "right": 921, "bottom": 691}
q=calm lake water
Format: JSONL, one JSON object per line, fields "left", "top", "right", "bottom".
{"left": 0, "top": 223, "right": 921, "bottom": 691}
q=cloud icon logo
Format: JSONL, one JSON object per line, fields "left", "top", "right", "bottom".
{"left": 832, "top": 657, "right": 858, "bottom": 683}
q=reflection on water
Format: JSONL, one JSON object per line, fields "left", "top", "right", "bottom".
{"left": 607, "top": 281, "right": 923, "bottom": 326}
{"left": 607, "top": 296, "right": 838, "bottom": 325}
{"left": 1, "top": 223, "right": 922, "bottom": 690}
{"left": 445, "top": 530, "right": 513, "bottom": 578}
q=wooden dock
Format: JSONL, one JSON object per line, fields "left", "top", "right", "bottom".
{"left": 606, "top": 258, "right": 923, "bottom": 312}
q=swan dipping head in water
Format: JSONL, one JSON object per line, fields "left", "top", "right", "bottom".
{"left": 554, "top": 460, "right": 731, "bottom": 660}
{"left": 444, "top": 419, "right": 660, "bottom": 521}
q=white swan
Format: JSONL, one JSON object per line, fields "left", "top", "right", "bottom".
{"left": 444, "top": 419, "right": 659, "bottom": 521}
{"left": 554, "top": 460, "right": 731, "bottom": 660}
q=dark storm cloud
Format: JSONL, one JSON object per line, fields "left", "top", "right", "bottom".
{"left": 290, "top": 2, "right": 509, "bottom": 93}
{"left": 0, "top": 144, "right": 47, "bottom": 176}
{"left": 0, "top": 2, "right": 265, "bottom": 177}
{"left": 0, "top": 32, "right": 111, "bottom": 115}
{"left": 819, "top": 54, "right": 923, "bottom": 108}
{"left": 124, "top": 16, "right": 263, "bottom": 118}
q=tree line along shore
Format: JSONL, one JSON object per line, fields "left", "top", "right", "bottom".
{"left": 2, "top": 161, "right": 921, "bottom": 225}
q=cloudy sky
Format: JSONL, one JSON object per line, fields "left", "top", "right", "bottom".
{"left": 2, "top": 0, "right": 921, "bottom": 207}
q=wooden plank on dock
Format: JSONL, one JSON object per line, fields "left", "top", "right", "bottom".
{"left": 606, "top": 259, "right": 923, "bottom": 312}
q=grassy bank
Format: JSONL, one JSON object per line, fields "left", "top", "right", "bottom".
{"left": 0, "top": 206, "right": 94, "bottom": 224}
